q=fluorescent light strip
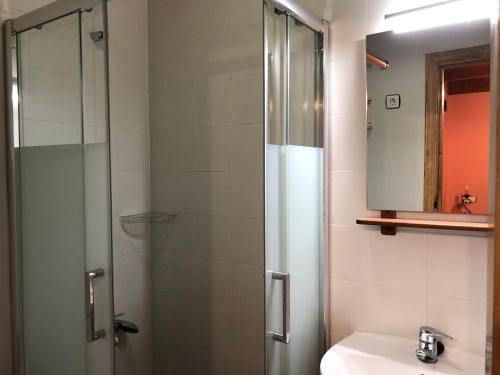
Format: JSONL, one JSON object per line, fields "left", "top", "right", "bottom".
{"left": 385, "top": 0, "right": 497, "bottom": 34}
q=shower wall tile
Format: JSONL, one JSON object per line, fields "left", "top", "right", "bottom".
{"left": 196, "top": 215, "right": 233, "bottom": 261}
{"left": 110, "top": 88, "right": 150, "bottom": 132}
{"left": 195, "top": 73, "right": 263, "bottom": 127}
{"left": 231, "top": 172, "right": 264, "bottom": 218}
{"left": 233, "top": 263, "right": 265, "bottom": 314}
{"left": 231, "top": 217, "right": 265, "bottom": 267}
{"left": 197, "top": 127, "right": 231, "bottom": 171}
{"left": 167, "top": 130, "right": 199, "bottom": 172}
{"left": 154, "top": 292, "right": 234, "bottom": 351}
{"left": 110, "top": 129, "right": 150, "bottom": 172}
{"left": 149, "top": 0, "right": 264, "bottom": 371}
{"left": 195, "top": 79, "right": 237, "bottom": 127}
{"left": 115, "top": 251, "right": 151, "bottom": 301}
{"left": 108, "top": 51, "right": 148, "bottom": 93}
{"left": 154, "top": 253, "right": 234, "bottom": 307}
{"left": 229, "top": 0, "right": 262, "bottom": 29}
{"left": 229, "top": 125, "right": 264, "bottom": 172}
{"left": 150, "top": 86, "right": 196, "bottom": 131}
{"left": 111, "top": 171, "right": 150, "bottom": 213}
{"left": 232, "top": 310, "right": 265, "bottom": 362}
{"left": 198, "top": 172, "right": 232, "bottom": 216}
{"left": 231, "top": 24, "right": 264, "bottom": 76}
{"left": 161, "top": 213, "right": 198, "bottom": 255}
{"left": 107, "top": 0, "right": 152, "bottom": 374}
{"left": 107, "top": 0, "right": 148, "bottom": 55}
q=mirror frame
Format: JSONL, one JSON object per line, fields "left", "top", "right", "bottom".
{"left": 490, "top": 2, "right": 500, "bottom": 373}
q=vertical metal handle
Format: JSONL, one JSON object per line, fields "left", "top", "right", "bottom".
{"left": 270, "top": 271, "right": 290, "bottom": 344}
{"left": 85, "top": 269, "right": 105, "bottom": 342}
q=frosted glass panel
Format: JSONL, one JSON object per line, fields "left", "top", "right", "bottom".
{"left": 287, "top": 146, "right": 322, "bottom": 375}
{"left": 266, "top": 144, "right": 289, "bottom": 375}
{"left": 20, "top": 145, "right": 87, "bottom": 375}
{"left": 266, "top": 144, "right": 323, "bottom": 375}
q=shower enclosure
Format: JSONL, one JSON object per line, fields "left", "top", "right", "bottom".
{"left": 265, "top": 1, "right": 328, "bottom": 374}
{"left": 4, "top": 0, "right": 328, "bottom": 374}
{"left": 5, "top": 1, "right": 113, "bottom": 374}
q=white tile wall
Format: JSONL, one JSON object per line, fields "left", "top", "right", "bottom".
{"left": 108, "top": 0, "right": 152, "bottom": 374}
{"left": 323, "top": 0, "right": 490, "bottom": 358}
{"left": 148, "top": 0, "right": 264, "bottom": 373}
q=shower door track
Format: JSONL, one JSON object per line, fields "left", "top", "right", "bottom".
{"left": 9, "top": 0, "right": 104, "bottom": 33}
{"left": 271, "top": 0, "right": 325, "bottom": 33}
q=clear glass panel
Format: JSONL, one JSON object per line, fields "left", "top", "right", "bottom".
{"left": 18, "top": 15, "right": 82, "bottom": 147}
{"left": 13, "top": 7, "right": 113, "bottom": 375}
{"left": 266, "top": 8, "right": 323, "bottom": 375}
{"left": 288, "top": 19, "right": 322, "bottom": 147}
{"left": 268, "top": 8, "right": 287, "bottom": 146}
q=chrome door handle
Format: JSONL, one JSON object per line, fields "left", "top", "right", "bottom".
{"left": 85, "top": 269, "right": 105, "bottom": 342}
{"left": 270, "top": 271, "right": 290, "bottom": 344}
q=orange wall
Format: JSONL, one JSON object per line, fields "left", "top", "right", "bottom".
{"left": 442, "top": 91, "right": 490, "bottom": 214}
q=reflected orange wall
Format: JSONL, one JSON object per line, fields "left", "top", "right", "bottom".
{"left": 442, "top": 91, "right": 490, "bottom": 213}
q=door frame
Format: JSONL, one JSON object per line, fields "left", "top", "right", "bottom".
{"left": 424, "top": 45, "right": 491, "bottom": 212}
{"left": 3, "top": 1, "right": 110, "bottom": 373}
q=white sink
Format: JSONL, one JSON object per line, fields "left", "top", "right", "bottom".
{"left": 320, "top": 332, "right": 484, "bottom": 375}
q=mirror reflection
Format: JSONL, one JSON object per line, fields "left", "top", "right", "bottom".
{"left": 366, "top": 19, "right": 491, "bottom": 214}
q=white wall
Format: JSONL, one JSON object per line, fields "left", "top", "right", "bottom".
{"left": 148, "top": 0, "right": 264, "bottom": 374}
{"left": 328, "top": 0, "right": 489, "bottom": 357}
{"left": 107, "top": 0, "right": 151, "bottom": 374}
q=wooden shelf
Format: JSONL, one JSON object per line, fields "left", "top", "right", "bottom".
{"left": 356, "top": 217, "right": 493, "bottom": 233}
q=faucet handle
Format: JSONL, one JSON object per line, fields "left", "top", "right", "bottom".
{"left": 419, "top": 326, "right": 453, "bottom": 341}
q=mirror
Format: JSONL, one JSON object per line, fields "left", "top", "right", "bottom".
{"left": 366, "top": 19, "right": 492, "bottom": 214}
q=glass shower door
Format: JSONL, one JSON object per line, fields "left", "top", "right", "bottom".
{"left": 10, "top": 4, "right": 113, "bottom": 375}
{"left": 266, "top": 4, "right": 325, "bottom": 375}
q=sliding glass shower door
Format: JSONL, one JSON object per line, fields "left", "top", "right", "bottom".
{"left": 265, "top": 2, "right": 326, "bottom": 374}
{"left": 7, "top": 2, "right": 113, "bottom": 374}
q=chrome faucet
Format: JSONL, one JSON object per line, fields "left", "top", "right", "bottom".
{"left": 416, "top": 326, "right": 453, "bottom": 363}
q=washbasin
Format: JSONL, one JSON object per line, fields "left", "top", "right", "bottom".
{"left": 320, "top": 332, "right": 484, "bottom": 375}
